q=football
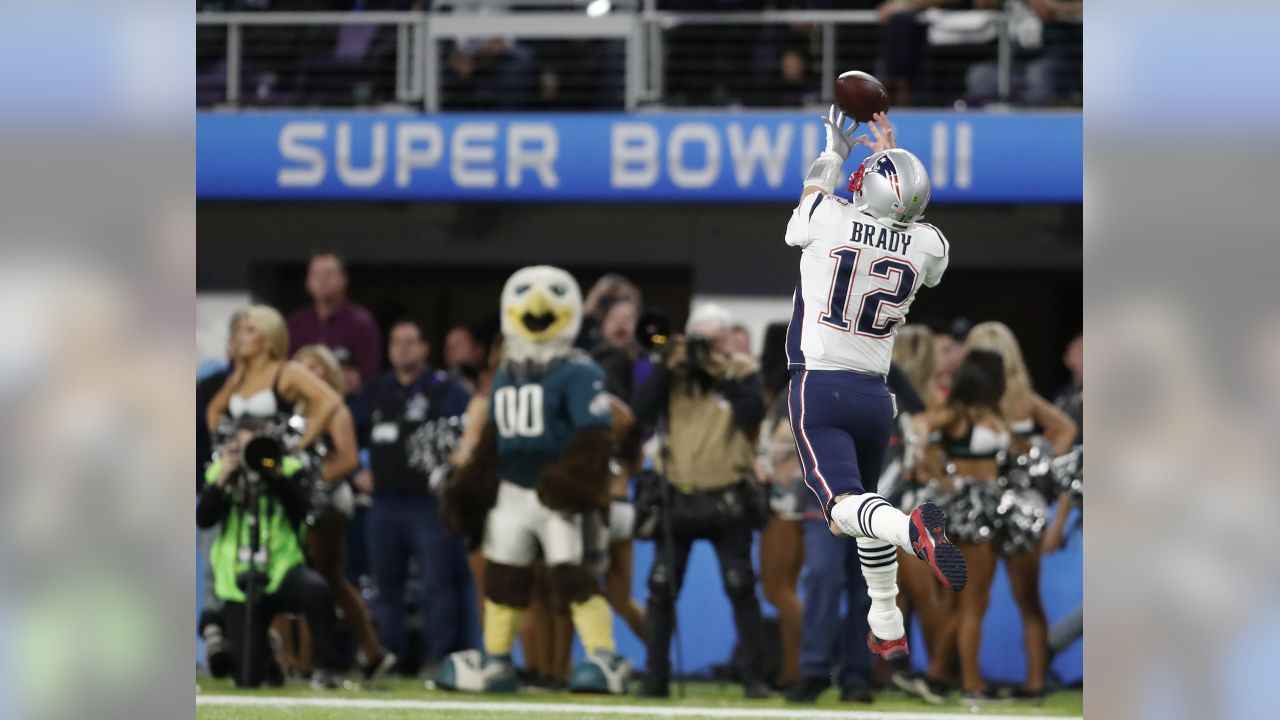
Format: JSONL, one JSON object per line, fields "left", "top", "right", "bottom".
{"left": 834, "top": 70, "right": 890, "bottom": 123}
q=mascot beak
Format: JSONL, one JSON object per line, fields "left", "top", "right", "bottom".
{"left": 508, "top": 288, "right": 573, "bottom": 342}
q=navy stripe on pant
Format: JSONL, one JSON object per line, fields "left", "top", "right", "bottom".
{"left": 787, "top": 369, "right": 894, "bottom": 519}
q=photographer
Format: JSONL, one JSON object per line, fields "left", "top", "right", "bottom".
{"left": 632, "top": 304, "right": 770, "bottom": 699}
{"left": 197, "top": 419, "right": 339, "bottom": 689}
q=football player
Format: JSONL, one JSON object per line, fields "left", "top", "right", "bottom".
{"left": 784, "top": 107, "right": 968, "bottom": 664}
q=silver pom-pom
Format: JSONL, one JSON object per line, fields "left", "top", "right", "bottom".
{"left": 1003, "top": 437, "right": 1056, "bottom": 497}
{"left": 406, "top": 415, "right": 466, "bottom": 492}
{"left": 1049, "top": 446, "right": 1084, "bottom": 503}
{"left": 993, "top": 487, "right": 1048, "bottom": 555}
{"left": 943, "top": 474, "right": 1003, "bottom": 544}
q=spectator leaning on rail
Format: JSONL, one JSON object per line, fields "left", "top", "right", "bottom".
{"left": 631, "top": 303, "right": 771, "bottom": 700}
{"left": 287, "top": 251, "right": 383, "bottom": 387}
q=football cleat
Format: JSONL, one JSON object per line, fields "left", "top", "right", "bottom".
{"left": 867, "top": 631, "right": 910, "bottom": 662}
{"left": 909, "top": 502, "right": 968, "bottom": 591}
{"left": 435, "top": 649, "right": 518, "bottom": 694}
{"left": 568, "top": 649, "right": 631, "bottom": 695}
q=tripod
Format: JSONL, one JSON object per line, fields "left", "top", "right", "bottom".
{"left": 653, "top": 412, "right": 686, "bottom": 699}
{"left": 236, "top": 473, "right": 269, "bottom": 688}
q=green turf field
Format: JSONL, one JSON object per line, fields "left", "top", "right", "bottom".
{"left": 196, "top": 677, "right": 1082, "bottom": 719}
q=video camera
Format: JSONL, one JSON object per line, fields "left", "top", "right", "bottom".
{"left": 211, "top": 416, "right": 305, "bottom": 492}
{"left": 636, "top": 309, "right": 715, "bottom": 371}
{"left": 240, "top": 433, "right": 285, "bottom": 482}
{"left": 636, "top": 309, "right": 673, "bottom": 361}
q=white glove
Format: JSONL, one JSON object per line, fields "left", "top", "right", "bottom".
{"left": 822, "top": 105, "right": 859, "bottom": 161}
{"left": 804, "top": 106, "right": 861, "bottom": 194}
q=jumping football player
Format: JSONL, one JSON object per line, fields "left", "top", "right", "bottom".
{"left": 784, "top": 107, "right": 968, "bottom": 663}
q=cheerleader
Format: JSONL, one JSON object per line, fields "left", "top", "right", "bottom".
{"left": 291, "top": 345, "right": 396, "bottom": 682}
{"left": 964, "top": 322, "right": 1077, "bottom": 700}
{"left": 909, "top": 349, "right": 1010, "bottom": 702}
{"left": 755, "top": 388, "right": 807, "bottom": 689}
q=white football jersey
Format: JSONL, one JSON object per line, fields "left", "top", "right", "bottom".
{"left": 784, "top": 191, "right": 949, "bottom": 376}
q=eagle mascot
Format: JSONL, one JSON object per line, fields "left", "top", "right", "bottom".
{"left": 436, "top": 266, "right": 629, "bottom": 694}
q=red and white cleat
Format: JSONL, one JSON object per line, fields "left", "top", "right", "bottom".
{"left": 867, "top": 631, "right": 910, "bottom": 663}
{"left": 909, "top": 502, "right": 968, "bottom": 592}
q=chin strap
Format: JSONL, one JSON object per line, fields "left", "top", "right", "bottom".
{"left": 803, "top": 150, "right": 847, "bottom": 196}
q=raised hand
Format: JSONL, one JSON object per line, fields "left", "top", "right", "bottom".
{"left": 853, "top": 111, "right": 897, "bottom": 155}
{"left": 822, "top": 105, "right": 859, "bottom": 160}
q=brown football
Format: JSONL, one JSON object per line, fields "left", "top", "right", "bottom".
{"left": 834, "top": 70, "right": 890, "bottom": 123}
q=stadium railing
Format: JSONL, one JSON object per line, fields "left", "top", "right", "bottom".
{"left": 195, "top": 4, "right": 1080, "bottom": 111}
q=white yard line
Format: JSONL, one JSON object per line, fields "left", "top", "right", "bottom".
{"left": 197, "top": 694, "right": 1081, "bottom": 720}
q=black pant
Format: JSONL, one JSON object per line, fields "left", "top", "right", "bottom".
{"left": 645, "top": 512, "right": 763, "bottom": 682}
{"left": 219, "top": 565, "right": 335, "bottom": 687}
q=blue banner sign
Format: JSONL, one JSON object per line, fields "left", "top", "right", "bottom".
{"left": 197, "top": 111, "right": 1080, "bottom": 202}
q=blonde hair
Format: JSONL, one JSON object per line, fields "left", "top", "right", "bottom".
{"left": 964, "top": 321, "right": 1032, "bottom": 415}
{"left": 293, "top": 344, "right": 346, "bottom": 395}
{"left": 892, "top": 324, "right": 939, "bottom": 408}
{"left": 246, "top": 305, "right": 289, "bottom": 361}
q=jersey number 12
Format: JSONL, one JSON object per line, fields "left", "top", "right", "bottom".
{"left": 494, "top": 384, "right": 545, "bottom": 438}
{"left": 818, "top": 246, "right": 918, "bottom": 337}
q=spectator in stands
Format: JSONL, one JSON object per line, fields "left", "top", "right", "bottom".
{"left": 332, "top": 346, "right": 363, "bottom": 406}
{"left": 357, "top": 319, "right": 475, "bottom": 675}
{"left": 1054, "top": 333, "right": 1083, "bottom": 443}
{"left": 592, "top": 299, "right": 642, "bottom": 398}
{"left": 444, "top": 324, "right": 490, "bottom": 395}
{"left": 659, "top": 0, "right": 766, "bottom": 105}
{"left": 876, "top": 0, "right": 964, "bottom": 106}
{"left": 746, "top": 27, "right": 820, "bottom": 108}
{"left": 442, "top": 37, "right": 539, "bottom": 110}
{"left": 287, "top": 252, "right": 383, "bottom": 386}
{"left": 1025, "top": 0, "right": 1082, "bottom": 103}
{"left": 633, "top": 303, "right": 770, "bottom": 699}
{"left": 577, "top": 273, "right": 642, "bottom": 351}
{"left": 964, "top": 0, "right": 1083, "bottom": 106}
{"left": 537, "top": 40, "right": 626, "bottom": 110}
{"left": 728, "top": 324, "right": 751, "bottom": 356}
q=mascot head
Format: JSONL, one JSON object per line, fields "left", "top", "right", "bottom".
{"left": 500, "top": 265, "right": 583, "bottom": 367}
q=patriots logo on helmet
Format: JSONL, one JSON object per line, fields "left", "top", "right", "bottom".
{"left": 847, "top": 154, "right": 904, "bottom": 204}
{"left": 871, "top": 154, "right": 903, "bottom": 201}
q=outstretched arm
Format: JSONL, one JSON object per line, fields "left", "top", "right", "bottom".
{"left": 799, "top": 105, "right": 860, "bottom": 204}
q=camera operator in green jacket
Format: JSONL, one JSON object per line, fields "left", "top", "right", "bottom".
{"left": 197, "top": 419, "right": 338, "bottom": 689}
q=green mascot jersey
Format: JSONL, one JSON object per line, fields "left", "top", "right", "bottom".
{"left": 490, "top": 357, "right": 612, "bottom": 488}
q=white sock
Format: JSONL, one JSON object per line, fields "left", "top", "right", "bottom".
{"left": 831, "top": 492, "right": 912, "bottom": 550}
{"left": 857, "top": 537, "right": 906, "bottom": 641}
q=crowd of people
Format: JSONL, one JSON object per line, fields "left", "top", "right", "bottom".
{"left": 195, "top": 0, "right": 1082, "bottom": 108}
{"left": 196, "top": 252, "right": 1082, "bottom": 703}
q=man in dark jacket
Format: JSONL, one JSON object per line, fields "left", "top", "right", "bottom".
{"left": 356, "top": 318, "right": 474, "bottom": 673}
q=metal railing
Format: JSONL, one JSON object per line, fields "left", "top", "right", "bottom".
{"left": 195, "top": 7, "right": 1080, "bottom": 111}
